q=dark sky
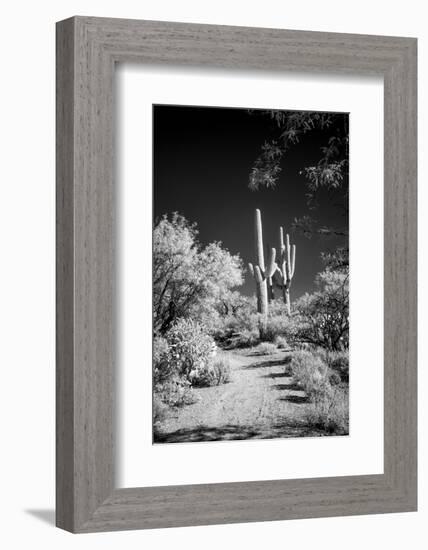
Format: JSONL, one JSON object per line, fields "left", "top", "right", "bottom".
{"left": 153, "top": 105, "right": 348, "bottom": 299}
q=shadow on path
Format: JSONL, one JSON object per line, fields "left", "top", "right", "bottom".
{"left": 279, "top": 395, "right": 310, "bottom": 404}
{"left": 243, "top": 357, "right": 292, "bottom": 370}
{"left": 155, "top": 421, "right": 323, "bottom": 443}
{"left": 273, "top": 382, "right": 302, "bottom": 391}
{"left": 260, "top": 371, "right": 291, "bottom": 379}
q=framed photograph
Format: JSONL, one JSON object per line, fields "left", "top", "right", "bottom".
{"left": 150, "top": 104, "right": 351, "bottom": 446}
{"left": 56, "top": 17, "right": 417, "bottom": 532}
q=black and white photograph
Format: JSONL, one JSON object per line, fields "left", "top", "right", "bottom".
{"left": 152, "top": 104, "right": 349, "bottom": 443}
{"left": 1, "top": 2, "right": 420, "bottom": 544}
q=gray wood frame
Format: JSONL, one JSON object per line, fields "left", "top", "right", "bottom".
{"left": 56, "top": 16, "right": 417, "bottom": 533}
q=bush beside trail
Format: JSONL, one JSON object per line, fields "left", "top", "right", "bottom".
{"left": 154, "top": 318, "right": 233, "bottom": 410}
{"left": 288, "top": 349, "right": 349, "bottom": 435}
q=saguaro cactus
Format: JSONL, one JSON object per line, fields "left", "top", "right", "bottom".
{"left": 248, "top": 209, "right": 277, "bottom": 316}
{"left": 278, "top": 227, "right": 296, "bottom": 315}
{"left": 266, "top": 243, "right": 275, "bottom": 302}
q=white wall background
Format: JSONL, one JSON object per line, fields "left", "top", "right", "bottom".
{"left": 0, "top": 1, "right": 424, "bottom": 548}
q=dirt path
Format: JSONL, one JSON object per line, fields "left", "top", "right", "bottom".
{"left": 155, "top": 350, "right": 326, "bottom": 443}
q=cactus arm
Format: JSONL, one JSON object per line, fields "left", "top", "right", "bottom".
{"left": 285, "top": 234, "right": 291, "bottom": 280}
{"left": 265, "top": 248, "right": 277, "bottom": 278}
{"left": 254, "top": 265, "right": 263, "bottom": 284}
{"left": 255, "top": 209, "right": 265, "bottom": 271}
{"left": 290, "top": 245, "right": 296, "bottom": 278}
{"left": 276, "top": 227, "right": 296, "bottom": 314}
{"left": 281, "top": 253, "right": 287, "bottom": 283}
{"left": 278, "top": 229, "right": 284, "bottom": 282}
{"left": 279, "top": 226, "right": 285, "bottom": 251}
{"left": 248, "top": 262, "right": 254, "bottom": 277}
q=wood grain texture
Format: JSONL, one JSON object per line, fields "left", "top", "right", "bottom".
{"left": 56, "top": 18, "right": 75, "bottom": 532}
{"left": 56, "top": 16, "right": 417, "bottom": 533}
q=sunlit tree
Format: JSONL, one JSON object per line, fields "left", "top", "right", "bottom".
{"left": 153, "top": 213, "right": 244, "bottom": 334}
{"left": 294, "top": 269, "right": 349, "bottom": 350}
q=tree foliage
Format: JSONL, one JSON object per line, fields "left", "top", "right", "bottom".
{"left": 320, "top": 247, "right": 349, "bottom": 271}
{"left": 249, "top": 110, "right": 348, "bottom": 193}
{"left": 294, "top": 269, "right": 349, "bottom": 350}
{"left": 153, "top": 213, "right": 244, "bottom": 335}
{"left": 248, "top": 110, "right": 349, "bottom": 239}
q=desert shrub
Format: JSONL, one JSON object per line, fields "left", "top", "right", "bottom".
{"left": 307, "top": 386, "right": 349, "bottom": 434}
{"left": 229, "top": 312, "right": 280, "bottom": 345}
{"left": 329, "top": 351, "right": 349, "bottom": 383}
{"left": 166, "top": 318, "right": 215, "bottom": 380}
{"left": 153, "top": 335, "right": 169, "bottom": 364}
{"left": 155, "top": 376, "right": 198, "bottom": 408}
{"left": 210, "top": 358, "right": 232, "bottom": 385}
{"left": 311, "top": 347, "right": 329, "bottom": 363}
{"left": 329, "top": 371, "right": 342, "bottom": 386}
{"left": 311, "top": 349, "right": 349, "bottom": 382}
{"left": 153, "top": 393, "right": 169, "bottom": 424}
{"left": 153, "top": 319, "right": 217, "bottom": 409}
{"left": 190, "top": 357, "right": 232, "bottom": 387}
{"left": 282, "top": 355, "right": 294, "bottom": 376}
{"left": 290, "top": 350, "right": 330, "bottom": 400}
{"left": 262, "top": 316, "right": 288, "bottom": 342}
{"left": 293, "top": 341, "right": 312, "bottom": 351}
{"left": 290, "top": 349, "right": 324, "bottom": 374}
{"left": 255, "top": 342, "right": 278, "bottom": 355}
{"left": 231, "top": 328, "right": 260, "bottom": 348}
{"left": 262, "top": 307, "right": 304, "bottom": 343}
{"left": 188, "top": 364, "right": 214, "bottom": 387}
{"left": 290, "top": 351, "right": 348, "bottom": 433}
{"left": 274, "top": 335, "right": 289, "bottom": 349}
{"left": 192, "top": 308, "right": 224, "bottom": 338}
{"left": 201, "top": 294, "right": 258, "bottom": 341}
{"left": 220, "top": 304, "right": 304, "bottom": 348}
{"left": 153, "top": 336, "right": 171, "bottom": 384}
{"left": 233, "top": 311, "right": 261, "bottom": 334}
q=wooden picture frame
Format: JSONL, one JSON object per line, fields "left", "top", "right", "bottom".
{"left": 56, "top": 16, "right": 417, "bottom": 533}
